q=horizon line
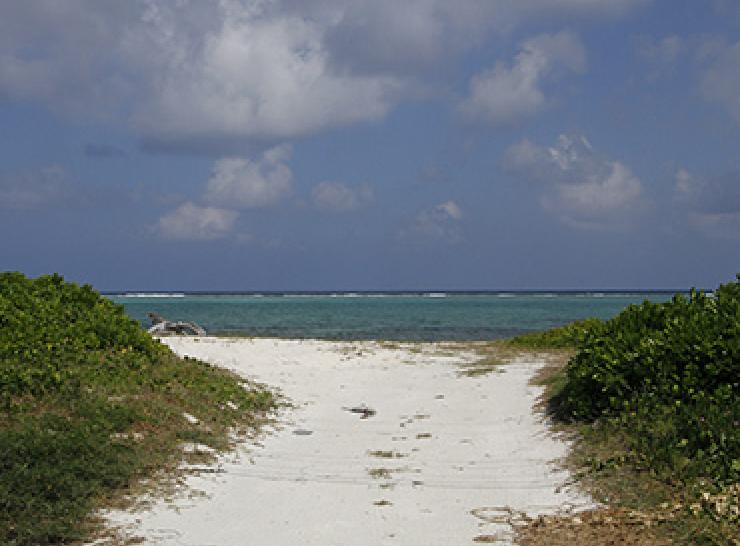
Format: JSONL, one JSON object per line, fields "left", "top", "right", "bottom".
{"left": 102, "top": 288, "right": 699, "bottom": 295}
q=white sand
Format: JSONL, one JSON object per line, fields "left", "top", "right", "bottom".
{"left": 97, "top": 337, "right": 592, "bottom": 545}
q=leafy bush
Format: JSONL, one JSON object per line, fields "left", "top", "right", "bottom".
{"left": 0, "top": 272, "right": 274, "bottom": 545}
{"left": 509, "top": 318, "right": 605, "bottom": 349}
{"left": 556, "top": 276, "right": 739, "bottom": 484}
{"left": 0, "top": 272, "right": 164, "bottom": 400}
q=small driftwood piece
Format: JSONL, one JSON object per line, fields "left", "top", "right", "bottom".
{"left": 147, "top": 312, "right": 206, "bottom": 336}
{"left": 342, "top": 404, "right": 377, "bottom": 419}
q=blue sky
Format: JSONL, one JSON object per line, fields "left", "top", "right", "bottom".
{"left": 1, "top": 0, "right": 738, "bottom": 291}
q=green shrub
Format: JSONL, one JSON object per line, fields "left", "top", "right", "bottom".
{"left": 556, "top": 276, "right": 739, "bottom": 484}
{"left": 0, "top": 272, "right": 274, "bottom": 545}
{"left": 0, "top": 272, "right": 164, "bottom": 400}
{"left": 509, "top": 318, "right": 605, "bottom": 349}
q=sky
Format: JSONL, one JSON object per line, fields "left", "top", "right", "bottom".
{"left": 1, "top": 0, "right": 739, "bottom": 291}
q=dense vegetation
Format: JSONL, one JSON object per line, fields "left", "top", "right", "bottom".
{"left": 513, "top": 276, "right": 739, "bottom": 545}
{"left": 0, "top": 272, "right": 275, "bottom": 545}
{"left": 558, "top": 279, "right": 738, "bottom": 486}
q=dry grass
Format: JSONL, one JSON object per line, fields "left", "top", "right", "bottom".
{"left": 515, "top": 507, "right": 676, "bottom": 546}
{"left": 368, "top": 450, "right": 406, "bottom": 459}
{"left": 367, "top": 467, "right": 393, "bottom": 479}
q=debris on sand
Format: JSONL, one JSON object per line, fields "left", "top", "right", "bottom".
{"left": 342, "top": 404, "right": 376, "bottom": 419}
{"left": 147, "top": 312, "right": 206, "bottom": 336}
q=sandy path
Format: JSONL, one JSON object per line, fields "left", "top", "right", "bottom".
{"left": 100, "top": 338, "right": 592, "bottom": 546}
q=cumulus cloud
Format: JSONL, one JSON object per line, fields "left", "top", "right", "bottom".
{"left": 701, "top": 40, "right": 740, "bottom": 122}
{"left": 0, "top": 1, "right": 647, "bottom": 151}
{"left": 673, "top": 168, "right": 740, "bottom": 238}
{"left": 459, "top": 31, "right": 586, "bottom": 125}
{"left": 155, "top": 145, "right": 293, "bottom": 242}
{"left": 0, "top": 165, "right": 67, "bottom": 209}
{"left": 504, "top": 134, "right": 643, "bottom": 228}
{"left": 205, "top": 145, "right": 293, "bottom": 209}
{"left": 311, "top": 181, "right": 373, "bottom": 212}
{"left": 157, "top": 202, "right": 238, "bottom": 241}
{"left": 400, "top": 200, "right": 464, "bottom": 243}
{"left": 131, "top": 6, "right": 402, "bottom": 149}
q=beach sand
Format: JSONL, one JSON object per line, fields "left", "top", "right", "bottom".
{"left": 96, "top": 337, "right": 593, "bottom": 545}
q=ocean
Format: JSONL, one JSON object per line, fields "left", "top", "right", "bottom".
{"left": 108, "top": 292, "right": 676, "bottom": 341}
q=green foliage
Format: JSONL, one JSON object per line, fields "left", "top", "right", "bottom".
{"left": 0, "top": 272, "right": 275, "bottom": 545}
{"left": 0, "top": 408, "right": 139, "bottom": 544}
{"left": 0, "top": 272, "right": 164, "bottom": 399}
{"left": 508, "top": 318, "right": 604, "bottom": 349}
{"left": 556, "top": 276, "right": 739, "bottom": 485}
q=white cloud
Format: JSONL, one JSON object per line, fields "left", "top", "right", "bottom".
{"left": 701, "top": 40, "right": 740, "bottom": 122}
{"left": 459, "top": 31, "right": 586, "bottom": 125}
{"left": 0, "top": 165, "right": 66, "bottom": 209}
{"left": 157, "top": 202, "right": 238, "bottom": 241}
{"left": 131, "top": 7, "right": 402, "bottom": 148}
{"left": 541, "top": 161, "right": 643, "bottom": 227}
{"left": 401, "top": 200, "right": 464, "bottom": 243}
{"left": 205, "top": 145, "right": 293, "bottom": 209}
{"left": 436, "top": 200, "right": 463, "bottom": 220}
{"left": 311, "top": 181, "right": 373, "bottom": 212}
{"left": 504, "top": 134, "right": 643, "bottom": 227}
{"left": 0, "top": 1, "right": 648, "bottom": 151}
{"left": 157, "top": 144, "right": 292, "bottom": 241}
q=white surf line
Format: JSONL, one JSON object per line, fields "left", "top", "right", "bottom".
{"left": 95, "top": 337, "right": 593, "bottom": 546}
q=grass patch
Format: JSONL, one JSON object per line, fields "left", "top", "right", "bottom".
{"left": 0, "top": 272, "right": 276, "bottom": 545}
{"left": 453, "top": 341, "right": 520, "bottom": 377}
{"left": 457, "top": 342, "right": 573, "bottom": 378}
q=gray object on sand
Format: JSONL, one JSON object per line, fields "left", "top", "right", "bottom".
{"left": 342, "top": 404, "right": 377, "bottom": 419}
{"left": 147, "top": 312, "right": 206, "bottom": 336}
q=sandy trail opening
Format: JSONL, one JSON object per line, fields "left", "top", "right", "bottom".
{"left": 98, "top": 337, "right": 592, "bottom": 546}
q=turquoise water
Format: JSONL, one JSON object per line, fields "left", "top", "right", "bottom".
{"left": 108, "top": 292, "right": 675, "bottom": 341}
